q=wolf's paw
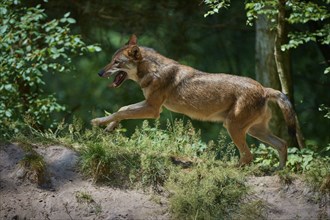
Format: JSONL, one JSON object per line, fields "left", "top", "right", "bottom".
{"left": 91, "top": 118, "right": 102, "bottom": 126}
{"left": 105, "top": 121, "right": 119, "bottom": 132}
{"left": 238, "top": 154, "right": 253, "bottom": 167}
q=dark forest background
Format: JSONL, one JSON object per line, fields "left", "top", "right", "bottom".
{"left": 2, "top": 0, "right": 330, "bottom": 148}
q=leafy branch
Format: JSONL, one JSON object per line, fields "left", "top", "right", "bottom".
{"left": 0, "top": 0, "right": 101, "bottom": 137}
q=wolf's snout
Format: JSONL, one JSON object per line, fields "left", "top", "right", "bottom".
{"left": 98, "top": 69, "right": 105, "bottom": 77}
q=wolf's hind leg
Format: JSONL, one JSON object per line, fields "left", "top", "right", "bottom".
{"left": 248, "top": 124, "right": 287, "bottom": 169}
{"left": 225, "top": 122, "right": 253, "bottom": 166}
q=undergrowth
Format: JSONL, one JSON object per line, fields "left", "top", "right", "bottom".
{"left": 251, "top": 143, "right": 330, "bottom": 193}
{"left": 10, "top": 118, "right": 330, "bottom": 218}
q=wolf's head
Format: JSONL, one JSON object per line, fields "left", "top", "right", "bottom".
{"left": 98, "top": 34, "right": 142, "bottom": 88}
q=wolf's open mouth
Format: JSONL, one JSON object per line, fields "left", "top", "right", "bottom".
{"left": 111, "top": 71, "right": 127, "bottom": 88}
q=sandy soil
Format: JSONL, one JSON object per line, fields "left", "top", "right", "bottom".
{"left": 247, "top": 176, "right": 329, "bottom": 219}
{"left": 0, "top": 144, "right": 169, "bottom": 220}
{"left": 0, "top": 143, "right": 329, "bottom": 220}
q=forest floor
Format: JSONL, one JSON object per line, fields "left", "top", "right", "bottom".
{"left": 0, "top": 143, "right": 329, "bottom": 220}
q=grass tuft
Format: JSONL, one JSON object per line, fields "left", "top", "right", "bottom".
{"left": 75, "top": 191, "right": 94, "bottom": 203}
{"left": 166, "top": 161, "right": 247, "bottom": 219}
{"left": 18, "top": 148, "right": 50, "bottom": 187}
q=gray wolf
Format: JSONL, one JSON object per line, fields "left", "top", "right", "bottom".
{"left": 92, "top": 34, "right": 303, "bottom": 168}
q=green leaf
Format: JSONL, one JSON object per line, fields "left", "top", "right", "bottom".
{"left": 86, "top": 45, "right": 102, "bottom": 52}
{"left": 64, "top": 12, "right": 71, "bottom": 18}
{"left": 5, "top": 110, "right": 12, "bottom": 117}
{"left": 67, "top": 18, "right": 76, "bottom": 24}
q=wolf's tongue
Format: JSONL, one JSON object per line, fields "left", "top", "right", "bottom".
{"left": 112, "top": 71, "right": 127, "bottom": 88}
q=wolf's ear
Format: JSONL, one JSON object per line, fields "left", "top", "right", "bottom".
{"left": 129, "top": 46, "right": 142, "bottom": 60}
{"left": 127, "top": 34, "right": 137, "bottom": 45}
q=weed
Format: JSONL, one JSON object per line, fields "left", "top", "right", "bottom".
{"left": 75, "top": 191, "right": 94, "bottom": 203}
{"left": 75, "top": 191, "right": 102, "bottom": 215}
{"left": 251, "top": 144, "right": 279, "bottom": 168}
{"left": 276, "top": 169, "right": 295, "bottom": 185}
{"left": 140, "top": 153, "right": 171, "bottom": 191}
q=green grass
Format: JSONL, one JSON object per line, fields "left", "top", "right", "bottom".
{"left": 166, "top": 161, "right": 247, "bottom": 219}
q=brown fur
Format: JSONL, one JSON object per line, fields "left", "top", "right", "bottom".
{"left": 92, "top": 35, "right": 301, "bottom": 168}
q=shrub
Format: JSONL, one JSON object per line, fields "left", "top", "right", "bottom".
{"left": 166, "top": 161, "right": 247, "bottom": 220}
{"left": 0, "top": 0, "right": 100, "bottom": 138}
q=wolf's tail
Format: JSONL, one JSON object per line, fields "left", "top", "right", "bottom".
{"left": 265, "top": 88, "right": 304, "bottom": 149}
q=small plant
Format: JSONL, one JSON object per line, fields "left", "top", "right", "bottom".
{"left": 276, "top": 169, "right": 295, "bottom": 185}
{"left": 75, "top": 191, "right": 94, "bottom": 203}
{"left": 251, "top": 144, "right": 279, "bottom": 168}
{"left": 140, "top": 153, "right": 171, "bottom": 191}
{"left": 75, "top": 191, "right": 102, "bottom": 215}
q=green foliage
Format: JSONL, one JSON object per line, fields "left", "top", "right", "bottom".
{"left": 252, "top": 144, "right": 330, "bottom": 173}
{"left": 286, "top": 1, "right": 329, "bottom": 24}
{"left": 245, "top": 0, "right": 278, "bottom": 26}
{"left": 203, "top": 0, "right": 231, "bottom": 17}
{"left": 250, "top": 143, "right": 329, "bottom": 195}
{"left": 282, "top": 1, "right": 330, "bottom": 52}
{"left": 244, "top": 0, "right": 330, "bottom": 72}
{"left": 319, "top": 104, "right": 330, "bottom": 119}
{"left": 0, "top": 0, "right": 100, "bottom": 138}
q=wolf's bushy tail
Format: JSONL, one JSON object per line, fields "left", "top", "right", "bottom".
{"left": 265, "top": 88, "right": 304, "bottom": 149}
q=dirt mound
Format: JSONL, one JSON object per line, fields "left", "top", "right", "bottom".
{"left": 247, "top": 175, "right": 329, "bottom": 219}
{"left": 0, "top": 144, "right": 169, "bottom": 220}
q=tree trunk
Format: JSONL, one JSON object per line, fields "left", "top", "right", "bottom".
{"left": 274, "top": 0, "right": 292, "bottom": 100}
{"left": 274, "top": 0, "right": 304, "bottom": 148}
{"left": 255, "top": 14, "right": 287, "bottom": 138}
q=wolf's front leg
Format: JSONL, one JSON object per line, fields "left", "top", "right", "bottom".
{"left": 91, "top": 100, "right": 161, "bottom": 131}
